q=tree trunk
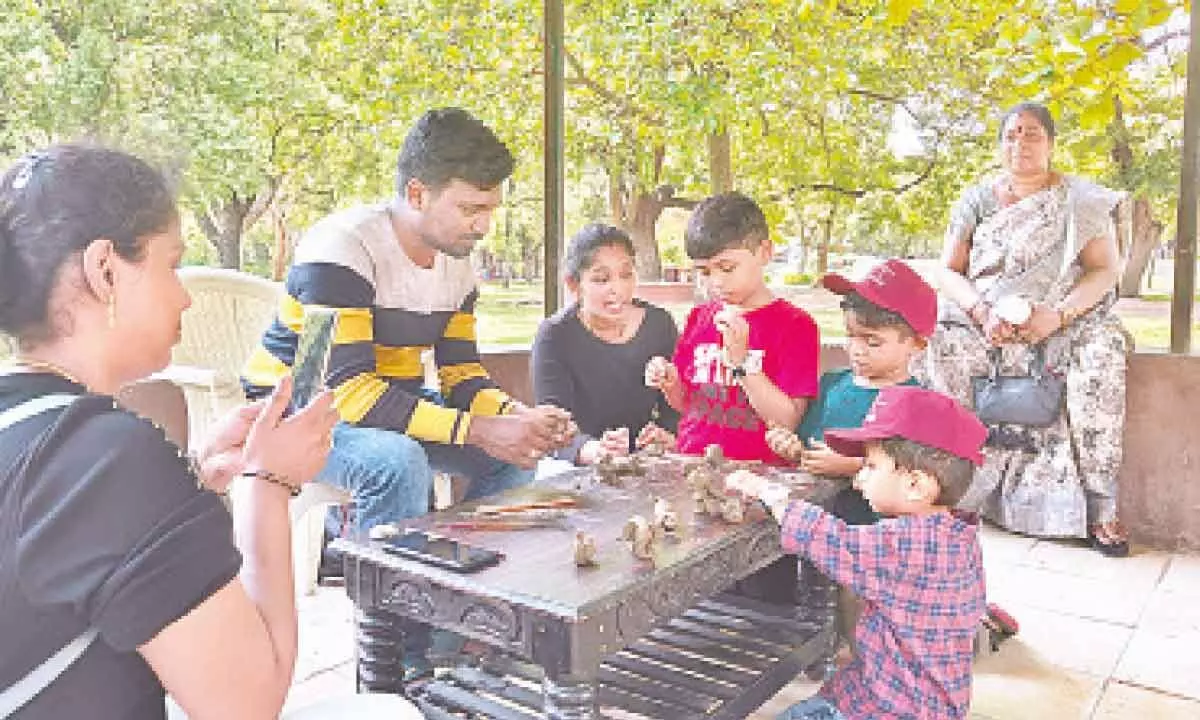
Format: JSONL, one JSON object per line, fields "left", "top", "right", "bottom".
{"left": 1118, "top": 196, "right": 1165, "bottom": 298}
{"left": 708, "top": 130, "right": 732, "bottom": 194}
{"left": 271, "top": 205, "right": 292, "bottom": 281}
{"left": 629, "top": 191, "right": 664, "bottom": 280}
{"left": 1109, "top": 97, "right": 1164, "bottom": 298}
{"left": 608, "top": 169, "right": 665, "bottom": 281}
{"left": 817, "top": 206, "right": 835, "bottom": 277}
{"left": 197, "top": 199, "right": 248, "bottom": 270}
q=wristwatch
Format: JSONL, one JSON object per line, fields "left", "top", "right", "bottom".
{"left": 730, "top": 364, "right": 748, "bottom": 381}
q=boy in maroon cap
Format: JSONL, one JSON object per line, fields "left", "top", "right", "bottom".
{"left": 731, "top": 386, "right": 988, "bottom": 720}
{"left": 768, "top": 258, "right": 936, "bottom": 525}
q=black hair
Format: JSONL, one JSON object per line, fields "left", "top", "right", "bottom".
{"left": 684, "top": 191, "right": 769, "bottom": 260}
{"left": 840, "top": 291, "right": 917, "bottom": 338}
{"left": 998, "top": 102, "right": 1056, "bottom": 142}
{"left": 880, "top": 438, "right": 974, "bottom": 507}
{"left": 395, "top": 107, "right": 515, "bottom": 194}
{"left": 563, "top": 223, "right": 636, "bottom": 282}
{"left": 0, "top": 144, "right": 176, "bottom": 344}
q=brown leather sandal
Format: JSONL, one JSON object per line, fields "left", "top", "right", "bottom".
{"left": 1088, "top": 520, "right": 1130, "bottom": 558}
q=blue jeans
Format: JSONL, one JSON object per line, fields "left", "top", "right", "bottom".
{"left": 320, "top": 422, "right": 534, "bottom": 532}
{"left": 319, "top": 421, "right": 533, "bottom": 678}
{"left": 777, "top": 696, "right": 846, "bottom": 720}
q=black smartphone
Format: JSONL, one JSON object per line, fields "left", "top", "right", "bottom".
{"left": 379, "top": 530, "right": 503, "bottom": 573}
{"left": 288, "top": 308, "right": 339, "bottom": 416}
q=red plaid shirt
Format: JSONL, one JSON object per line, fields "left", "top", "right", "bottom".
{"left": 781, "top": 501, "right": 985, "bottom": 719}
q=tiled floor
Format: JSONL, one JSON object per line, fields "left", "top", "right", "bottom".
{"left": 287, "top": 524, "right": 1200, "bottom": 718}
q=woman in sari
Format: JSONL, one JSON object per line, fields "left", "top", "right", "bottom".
{"left": 923, "top": 102, "right": 1131, "bottom": 556}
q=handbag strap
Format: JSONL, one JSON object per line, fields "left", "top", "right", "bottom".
{"left": 985, "top": 344, "right": 1051, "bottom": 379}
{"left": 0, "top": 629, "right": 98, "bottom": 718}
{"left": 0, "top": 392, "right": 96, "bottom": 718}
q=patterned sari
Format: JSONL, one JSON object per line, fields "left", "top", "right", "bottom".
{"left": 920, "top": 177, "right": 1128, "bottom": 538}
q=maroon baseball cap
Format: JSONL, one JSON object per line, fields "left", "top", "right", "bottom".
{"left": 822, "top": 259, "right": 937, "bottom": 337}
{"left": 823, "top": 386, "right": 988, "bottom": 465}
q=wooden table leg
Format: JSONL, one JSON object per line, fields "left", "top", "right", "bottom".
{"left": 543, "top": 674, "right": 597, "bottom": 720}
{"left": 355, "top": 607, "right": 408, "bottom": 694}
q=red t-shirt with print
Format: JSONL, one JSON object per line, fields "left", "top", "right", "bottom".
{"left": 673, "top": 299, "right": 820, "bottom": 463}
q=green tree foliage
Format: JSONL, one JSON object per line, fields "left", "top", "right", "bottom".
{"left": 0, "top": 0, "right": 1187, "bottom": 291}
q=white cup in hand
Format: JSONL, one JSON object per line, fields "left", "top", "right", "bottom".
{"left": 645, "top": 356, "right": 670, "bottom": 388}
{"left": 994, "top": 296, "right": 1032, "bottom": 325}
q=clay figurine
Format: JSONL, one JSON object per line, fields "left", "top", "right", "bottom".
{"left": 621, "top": 515, "right": 655, "bottom": 559}
{"left": 596, "top": 453, "right": 623, "bottom": 486}
{"left": 720, "top": 494, "right": 746, "bottom": 524}
{"left": 573, "top": 531, "right": 598, "bottom": 567}
{"left": 686, "top": 464, "right": 719, "bottom": 496}
{"left": 703, "top": 443, "right": 725, "bottom": 467}
{"left": 653, "top": 497, "right": 679, "bottom": 534}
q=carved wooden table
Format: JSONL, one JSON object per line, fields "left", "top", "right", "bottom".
{"left": 333, "top": 456, "right": 839, "bottom": 720}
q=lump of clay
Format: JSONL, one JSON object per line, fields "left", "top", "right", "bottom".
{"left": 573, "top": 531, "right": 598, "bottom": 567}
{"left": 621, "top": 515, "right": 655, "bottom": 559}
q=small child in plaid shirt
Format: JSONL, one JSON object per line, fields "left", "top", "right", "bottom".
{"left": 731, "top": 386, "right": 988, "bottom": 719}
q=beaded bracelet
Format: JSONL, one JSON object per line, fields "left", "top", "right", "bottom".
{"left": 239, "top": 469, "right": 302, "bottom": 497}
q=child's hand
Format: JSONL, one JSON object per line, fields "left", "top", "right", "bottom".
{"left": 766, "top": 426, "right": 805, "bottom": 463}
{"left": 800, "top": 441, "right": 864, "bottom": 477}
{"left": 723, "top": 468, "right": 772, "bottom": 499}
{"left": 600, "top": 427, "right": 631, "bottom": 456}
{"left": 644, "top": 356, "right": 679, "bottom": 392}
{"left": 714, "top": 305, "right": 750, "bottom": 366}
{"left": 635, "top": 422, "right": 675, "bottom": 450}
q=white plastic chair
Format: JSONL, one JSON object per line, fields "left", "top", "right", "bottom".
{"left": 161, "top": 266, "right": 351, "bottom": 596}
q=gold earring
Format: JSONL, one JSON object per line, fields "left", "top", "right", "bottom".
{"left": 107, "top": 295, "right": 116, "bottom": 329}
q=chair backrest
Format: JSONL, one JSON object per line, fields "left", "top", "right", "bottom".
{"left": 174, "top": 267, "right": 282, "bottom": 378}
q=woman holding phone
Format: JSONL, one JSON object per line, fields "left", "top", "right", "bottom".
{"left": 0, "top": 145, "right": 339, "bottom": 719}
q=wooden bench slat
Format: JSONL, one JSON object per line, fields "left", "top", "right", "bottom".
{"left": 699, "top": 596, "right": 821, "bottom": 634}
{"left": 598, "top": 683, "right": 705, "bottom": 720}
{"left": 603, "top": 652, "right": 739, "bottom": 700}
{"left": 448, "top": 666, "right": 544, "bottom": 712}
{"left": 419, "top": 680, "right": 542, "bottom": 720}
{"left": 683, "top": 608, "right": 809, "bottom": 646}
{"left": 646, "top": 626, "right": 775, "bottom": 668}
{"left": 599, "top": 665, "right": 722, "bottom": 714}
{"left": 413, "top": 698, "right": 466, "bottom": 720}
{"left": 627, "top": 640, "right": 761, "bottom": 686}
{"left": 666, "top": 617, "right": 790, "bottom": 656}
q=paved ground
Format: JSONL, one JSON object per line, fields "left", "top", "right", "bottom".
{"left": 284, "top": 524, "right": 1200, "bottom": 719}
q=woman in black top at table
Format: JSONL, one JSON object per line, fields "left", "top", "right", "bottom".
{"left": 0, "top": 144, "right": 338, "bottom": 719}
{"left": 532, "top": 223, "right": 679, "bottom": 465}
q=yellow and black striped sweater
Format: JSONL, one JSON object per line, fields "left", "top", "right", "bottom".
{"left": 242, "top": 203, "right": 511, "bottom": 445}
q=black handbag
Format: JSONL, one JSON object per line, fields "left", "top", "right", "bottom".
{"left": 971, "top": 344, "right": 1065, "bottom": 428}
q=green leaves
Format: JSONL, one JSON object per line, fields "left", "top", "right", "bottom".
{"left": 0, "top": 0, "right": 1185, "bottom": 274}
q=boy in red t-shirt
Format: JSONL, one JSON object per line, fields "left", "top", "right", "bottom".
{"left": 646, "top": 192, "right": 820, "bottom": 463}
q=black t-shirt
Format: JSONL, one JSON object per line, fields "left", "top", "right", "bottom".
{"left": 0, "top": 373, "right": 241, "bottom": 719}
{"left": 532, "top": 300, "right": 680, "bottom": 461}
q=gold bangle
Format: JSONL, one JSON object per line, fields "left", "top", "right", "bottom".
{"left": 239, "top": 469, "right": 301, "bottom": 497}
{"left": 1057, "top": 305, "right": 1083, "bottom": 327}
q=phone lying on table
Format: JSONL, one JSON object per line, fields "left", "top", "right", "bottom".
{"left": 379, "top": 530, "right": 503, "bottom": 573}
{"left": 287, "top": 307, "right": 339, "bottom": 416}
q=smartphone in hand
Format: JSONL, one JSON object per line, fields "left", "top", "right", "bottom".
{"left": 288, "top": 308, "right": 339, "bottom": 416}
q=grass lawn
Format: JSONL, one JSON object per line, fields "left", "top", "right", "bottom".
{"left": 476, "top": 280, "right": 1199, "bottom": 352}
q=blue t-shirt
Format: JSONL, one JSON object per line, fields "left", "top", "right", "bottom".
{"left": 796, "top": 368, "right": 921, "bottom": 444}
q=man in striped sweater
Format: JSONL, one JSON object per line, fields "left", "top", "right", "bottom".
{"left": 243, "top": 107, "right": 569, "bottom": 534}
